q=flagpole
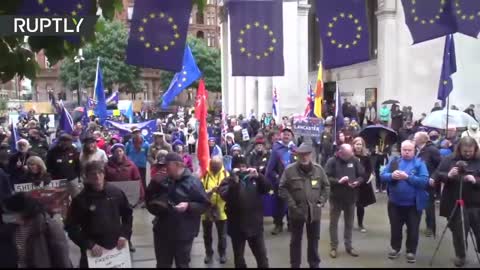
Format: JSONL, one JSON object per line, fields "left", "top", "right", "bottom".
{"left": 445, "top": 96, "right": 450, "bottom": 134}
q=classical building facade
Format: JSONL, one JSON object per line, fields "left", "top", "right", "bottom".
{"left": 221, "top": 0, "right": 480, "bottom": 119}
{"left": 28, "top": 0, "right": 220, "bottom": 105}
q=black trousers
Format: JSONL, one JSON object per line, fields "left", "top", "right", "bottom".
{"left": 273, "top": 186, "right": 288, "bottom": 228}
{"left": 448, "top": 208, "right": 480, "bottom": 259}
{"left": 230, "top": 233, "right": 269, "bottom": 268}
{"left": 387, "top": 202, "right": 421, "bottom": 254}
{"left": 138, "top": 167, "right": 147, "bottom": 192}
{"left": 289, "top": 220, "right": 321, "bottom": 268}
{"left": 357, "top": 205, "right": 365, "bottom": 228}
{"left": 188, "top": 144, "right": 196, "bottom": 154}
{"left": 153, "top": 232, "right": 194, "bottom": 268}
{"left": 424, "top": 190, "right": 436, "bottom": 231}
{"left": 202, "top": 220, "right": 227, "bottom": 256}
{"left": 374, "top": 155, "right": 387, "bottom": 191}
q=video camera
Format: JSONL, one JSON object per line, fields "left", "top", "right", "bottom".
{"left": 456, "top": 160, "right": 480, "bottom": 176}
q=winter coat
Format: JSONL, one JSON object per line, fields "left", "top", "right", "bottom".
{"left": 379, "top": 107, "right": 390, "bottom": 122}
{"left": 279, "top": 162, "right": 330, "bottom": 222}
{"left": 432, "top": 156, "right": 480, "bottom": 217}
{"left": 247, "top": 150, "right": 270, "bottom": 174}
{"left": 148, "top": 142, "right": 173, "bottom": 164}
{"left": 0, "top": 168, "right": 12, "bottom": 203}
{"left": 182, "top": 154, "right": 194, "bottom": 172}
{"left": 202, "top": 168, "right": 229, "bottom": 221}
{"left": 219, "top": 173, "right": 272, "bottom": 237}
{"left": 65, "top": 184, "right": 133, "bottom": 251}
{"left": 356, "top": 155, "right": 376, "bottom": 207}
{"left": 29, "top": 137, "right": 49, "bottom": 160}
{"left": 145, "top": 169, "right": 209, "bottom": 241}
{"left": 324, "top": 156, "right": 366, "bottom": 205}
{"left": 0, "top": 213, "right": 72, "bottom": 268}
{"left": 266, "top": 141, "right": 296, "bottom": 187}
{"left": 381, "top": 157, "right": 429, "bottom": 211}
{"left": 104, "top": 157, "right": 141, "bottom": 182}
{"left": 46, "top": 145, "right": 81, "bottom": 181}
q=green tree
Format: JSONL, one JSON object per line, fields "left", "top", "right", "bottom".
{"left": 160, "top": 36, "right": 221, "bottom": 94}
{"left": 0, "top": 0, "right": 207, "bottom": 83}
{"left": 59, "top": 18, "right": 142, "bottom": 94}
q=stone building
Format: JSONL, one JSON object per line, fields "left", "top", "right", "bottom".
{"left": 221, "top": 0, "right": 480, "bottom": 119}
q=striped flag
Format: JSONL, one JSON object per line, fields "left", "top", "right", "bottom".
{"left": 304, "top": 84, "right": 315, "bottom": 117}
{"left": 313, "top": 62, "right": 324, "bottom": 118}
{"left": 272, "top": 87, "right": 279, "bottom": 117}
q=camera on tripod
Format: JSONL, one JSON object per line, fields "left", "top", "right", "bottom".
{"left": 456, "top": 160, "right": 480, "bottom": 178}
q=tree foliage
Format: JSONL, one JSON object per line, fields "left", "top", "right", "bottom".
{"left": 160, "top": 36, "right": 221, "bottom": 94}
{"left": 0, "top": 0, "right": 207, "bottom": 84}
{"left": 59, "top": 18, "right": 142, "bottom": 93}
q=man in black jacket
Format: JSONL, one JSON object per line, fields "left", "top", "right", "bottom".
{"left": 325, "top": 144, "right": 365, "bottom": 258}
{"left": 46, "top": 134, "right": 81, "bottom": 197}
{"left": 145, "top": 153, "right": 209, "bottom": 268}
{"left": 65, "top": 161, "right": 133, "bottom": 268}
{"left": 414, "top": 131, "right": 441, "bottom": 237}
{"left": 432, "top": 137, "right": 480, "bottom": 267}
{"left": 218, "top": 155, "right": 271, "bottom": 268}
{"left": 246, "top": 138, "right": 270, "bottom": 175}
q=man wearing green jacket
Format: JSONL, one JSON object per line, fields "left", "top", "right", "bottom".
{"left": 379, "top": 105, "right": 391, "bottom": 126}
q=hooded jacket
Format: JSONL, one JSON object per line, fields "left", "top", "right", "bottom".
{"left": 202, "top": 167, "right": 229, "bottom": 221}
{"left": 265, "top": 141, "right": 296, "bottom": 187}
{"left": 462, "top": 124, "right": 480, "bottom": 146}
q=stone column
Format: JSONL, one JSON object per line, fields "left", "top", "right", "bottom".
{"left": 376, "top": 0, "right": 398, "bottom": 108}
{"left": 257, "top": 77, "right": 273, "bottom": 116}
{"left": 297, "top": 1, "right": 311, "bottom": 111}
{"left": 235, "top": 77, "right": 246, "bottom": 117}
{"left": 244, "top": 77, "right": 257, "bottom": 118}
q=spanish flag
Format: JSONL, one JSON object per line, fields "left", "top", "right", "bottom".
{"left": 313, "top": 62, "right": 324, "bottom": 118}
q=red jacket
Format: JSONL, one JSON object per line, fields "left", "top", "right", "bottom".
{"left": 104, "top": 157, "right": 144, "bottom": 200}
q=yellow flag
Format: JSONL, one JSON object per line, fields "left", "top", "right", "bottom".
{"left": 313, "top": 62, "right": 324, "bottom": 118}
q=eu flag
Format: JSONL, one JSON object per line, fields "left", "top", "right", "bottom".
{"left": 437, "top": 34, "right": 457, "bottom": 106}
{"left": 126, "top": 0, "right": 193, "bottom": 72}
{"left": 452, "top": 0, "right": 480, "bottom": 38}
{"left": 401, "top": 0, "right": 457, "bottom": 44}
{"left": 161, "top": 45, "right": 201, "bottom": 109}
{"left": 105, "top": 120, "right": 157, "bottom": 143}
{"left": 59, "top": 106, "right": 74, "bottom": 134}
{"left": 19, "top": 0, "right": 93, "bottom": 43}
{"left": 316, "top": 0, "right": 370, "bottom": 69}
{"left": 229, "top": 0, "right": 284, "bottom": 76}
{"left": 94, "top": 58, "right": 107, "bottom": 124}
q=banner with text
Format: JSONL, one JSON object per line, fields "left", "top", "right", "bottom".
{"left": 293, "top": 116, "right": 324, "bottom": 138}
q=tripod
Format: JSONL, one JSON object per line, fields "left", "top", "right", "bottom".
{"left": 430, "top": 174, "right": 480, "bottom": 266}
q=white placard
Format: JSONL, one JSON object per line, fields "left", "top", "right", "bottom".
{"left": 87, "top": 244, "right": 132, "bottom": 268}
{"left": 108, "top": 181, "right": 140, "bottom": 206}
{"left": 241, "top": 128, "right": 250, "bottom": 141}
{"left": 14, "top": 179, "right": 68, "bottom": 192}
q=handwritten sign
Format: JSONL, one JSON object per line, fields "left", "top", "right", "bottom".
{"left": 14, "top": 179, "right": 68, "bottom": 192}
{"left": 87, "top": 244, "right": 132, "bottom": 268}
{"left": 108, "top": 181, "right": 140, "bottom": 206}
{"left": 293, "top": 116, "right": 324, "bottom": 137}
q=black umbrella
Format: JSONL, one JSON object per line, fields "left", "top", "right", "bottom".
{"left": 359, "top": 125, "right": 398, "bottom": 147}
{"left": 382, "top": 99, "right": 400, "bottom": 105}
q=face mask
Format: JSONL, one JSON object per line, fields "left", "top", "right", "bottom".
{"left": 2, "top": 213, "right": 19, "bottom": 224}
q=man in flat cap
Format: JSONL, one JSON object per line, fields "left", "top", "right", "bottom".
{"left": 279, "top": 143, "right": 330, "bottom": 268}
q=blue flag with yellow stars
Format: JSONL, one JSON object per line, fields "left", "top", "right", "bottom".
{"left": 228, "top": 0, "right": 284, "bottom": 76}
{"left": 452, "top": 0, "right": 480, "bottom": 38}
{"left": 437, "top": 34, "right": 456, "bottom": 107}
{"left": 401, "top": 0, "right": 457, "bottom": 44}
{"left": 315, "top": 0, "right": 370, "bottom": 69}
{"left": 18, "top": 0, "right": 93, "bottom": 43}
{"left": 126, "top": 0, "right": 193, "bottom": 72}
{"left": 161, "top": 45, "right": 201, "bottom": 109}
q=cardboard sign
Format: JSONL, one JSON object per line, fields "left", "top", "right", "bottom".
{"left": 293, "top": 116, "right": 325, "bottom": 138}
{"left": 108, "top": 181, "right": 140, "bottom": 206}
{"left": 87, "top": 243, "right": 132, "bottom": 268}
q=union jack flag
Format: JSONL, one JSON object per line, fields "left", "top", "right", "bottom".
{"left": 304, "top": 84, "right": 315, "bottom": 117}
{"left": 272, "top": 87, "right": 278, "bottom": 117}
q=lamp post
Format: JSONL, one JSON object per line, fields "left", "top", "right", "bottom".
{"left": 74, "top": 49, "right": 84, "bottom": 105}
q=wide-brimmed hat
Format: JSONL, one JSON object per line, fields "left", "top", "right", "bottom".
{"left": 295, "top": 143, "right": 313, "bottom": 154}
